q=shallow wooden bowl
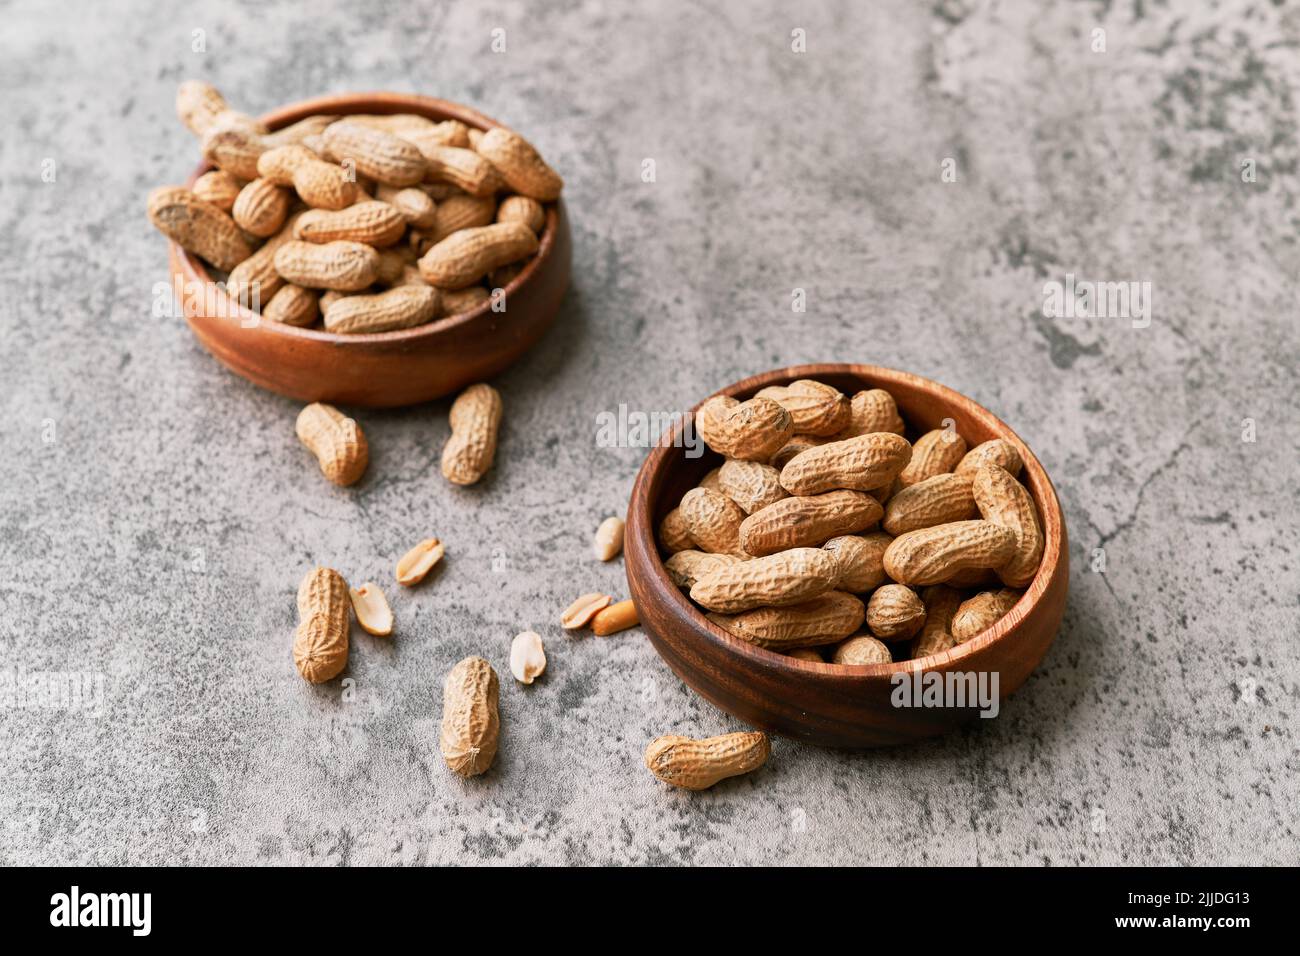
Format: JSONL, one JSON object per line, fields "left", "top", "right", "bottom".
{"left": 625, "top": 364, "right": 1069, "bottom": 748}
{"left": 168, "top": 92, "right": 572, "bottom": 408}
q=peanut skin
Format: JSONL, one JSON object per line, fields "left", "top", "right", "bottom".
{"left": 957, "top": 439, "right": 1023, "bottom": 478}
{"left": 323, "top": 284, "right": 439, "bottom": 334}
{"left": 262, "top": 284, "right": 319, "bottom": 327}
{"left": 865, "top": 584, "right": 926, "bottom": 640}
{"left": 258, "top": 145, "right": 358, "bottom": 210}
{"left": 663, "top": 550, "right": 742, "bottom": 589}
{"left": 323, "top": 120, "right": 427, "bottom": 187}
{"left": 231, "top": 178, "right": 290, "bottom": 238}
{"left": 658, "top": 507, "right": 697, "bottom": 553}
{"left": 274, "top": 240, "right": 380, "bottom": 292}
{"left": 191, "top": 169, "right": 243, "bottom": 211}
{"left": 822, "top": 531, "right": 892, "bottom": 592}
{"left": 176, "top": 82, "right": 267, "bottom": 139}
{"left": 882, "top": 473, "right": 978, "bottom": 535}
{"left": 422, "top": 144, "right": 506, "bottom": 197}
{"left": 717, "top": 459, "right": 788, "bottom": 514}
{"left": 832, "top": 634, "right": 893, "bottom": 665}
{"left": 496, "top": 194, "right": 546, "bottom": 234}
{"left": 294, "top": 201, "right": 407, "bottom": 247}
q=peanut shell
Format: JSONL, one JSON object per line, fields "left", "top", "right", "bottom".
{"left": 865, "top": 584, "right": 926, "bottom": 641}
{"left": 779, "top": 432, "right": 912, "bottom": 496}
{"left": 754, "top": 380, "right": 851, "bottom": 437}
{"left": 881, "top": 520, "right": 1017, "bottom": 586}
{"left": 690, "top": 547, "right": 840, "bottom": 613}
{"left": 696, "top": 396, "right": 794, "bottom": 462}
{"left": 882, "top": 473, "right": 978, "bottom": 535}
{"left": 323, "top": 284, "right": 439, "bottom": 334}
{"left": 644, "top": 732, "right": 769, "bottom": 791}
{"left": 898, "top": 428, "right": 967, "bottom": 487}
{"left": 971, "top": 465, "right": 1044, "bottom": 587}
{"left": 292, "top": 567, "right": 350, "bottom": 683}
{"left": 739, "top": 490, "right": 882, "bottom": 557}
{"left": 475, "top": 127, "right": 563, "bottom": 201}
{"left": 439, "top": 657, "right": 500, "bottom": 777}
{"left": 418, "top": 222, "right": 537, "bottom": 290}
{"left": 147, "top": 186, "right": 253, "bottom": 271}
{"left": 707, "top": 591, "right": 864, "bottom": 649}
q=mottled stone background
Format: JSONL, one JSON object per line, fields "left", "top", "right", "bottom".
{"left": 0, "top": 0, "right": 1296, "bottom": 865}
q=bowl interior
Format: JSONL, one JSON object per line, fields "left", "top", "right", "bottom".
{"left": 638, "top": 363, "right": 1065, "bottom": 675}
{"left": 174, "top": 91, "right": 560, "bottom": 345}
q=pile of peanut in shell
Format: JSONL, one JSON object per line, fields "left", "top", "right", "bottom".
{"left": 147, "top": 81, "right": 562, "bottom": 333}
{"left": 658, "top": 380, "right": 1044, "bottom": 665}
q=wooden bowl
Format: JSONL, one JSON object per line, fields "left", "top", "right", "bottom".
{"left": 625, "top": 364, "right": 1069, "bottom": 748}
{"left": 168, "top": 92, "right": 572, "bottom": 408}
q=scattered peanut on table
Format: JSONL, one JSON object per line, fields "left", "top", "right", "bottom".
{"left": 591, "top": 599, "right": 639, "bottom": 636}
{"left": 593, "top": 516, "right": 625, "bottom": 561}
{"left": 440, "top": 656, "right": 500, "bottom": 777}
{"left": 441, "top": 383, "right": 503, "bottom": 486}
{"left": 295, "top": 402, "right": 368, "bottom": 486}
{"left": 395, "top": 537, "right": 445, "bottom": 586}
{"left": 644, "top": 731, "right": 771, "bottom": 790}
{"left": 349, "top": 583, "right": 394, "bottom": 637}
{"left": 292, "top": 567, "right": 350, "bottom": 683}
{"left": 560, "top": 593, "right": 613, "bottom": 629}
{"left": 509, "top": 631, "right": 547, "bottom": 684}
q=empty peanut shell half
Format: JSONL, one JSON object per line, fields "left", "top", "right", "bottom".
{"left": 349, "top": 583, "right": 394, "bottom": 636}
{"left": 561, "top": 593, "right": 612, "bottom": 629}
{"left": 395, "top": 537, "right": 445, "bottom": 586}
{"left": 510, "top": 631, "right": 547, "bottom": 684}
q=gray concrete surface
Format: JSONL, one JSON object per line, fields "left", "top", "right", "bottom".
{"left": 1, "top": 0, "right": 1297, "bottom": 866}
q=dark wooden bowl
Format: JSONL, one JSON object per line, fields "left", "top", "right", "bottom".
{"left": 625, "top": 364, "right": 1069, "bottom": 748}
{"left": 168, "top": 92, "right": 572, "bottom": 408}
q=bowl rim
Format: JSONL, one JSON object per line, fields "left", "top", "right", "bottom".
{"left": 627, "top": 363, "right": 1067, "bottom": 679}
{"left": 170, "top": 90, "right": 561, "bottom": 345}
